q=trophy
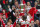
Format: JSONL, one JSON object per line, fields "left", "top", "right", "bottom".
{"left": 20, "top": 0, "right": 25, "bottom": 13}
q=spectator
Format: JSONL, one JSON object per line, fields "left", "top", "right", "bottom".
{"left": 12, "top": 5, "right": 16, "bottom": 10}
{"left": 11, "top": 8, "right": 16, "bottom": 24}
{"left": 8, "top": 18, "right": 12, "bottom": 24}
{"left": 16, "top": 23, "right": 20, "bottom": 27}
{"left": 8, "top": 0, "right": 12, "bottom": 8}
{"left": 34, "top": 20, "right": 39, "bottom": 27}
{"left": 25, "top": 2, "right": 32, "bottom": 12}
{"left": 7, "top": 22, "right": 11, "bottom": 27}
{"left": 2, "top": 14, "right": 8, "bottom": 24}
{"left": 5, "top": 0, "right": 9, "bottom": 12}
{"left": 14, "top": 1, "right": 20, "bottom": 9}
{"left": 5, "top": 0, "right": 8, "bottom": 5}
{"left": 8, "top": 5, "right": 12, "bottom": 12}
{"left": 5, "top": 22, "right": 13, "bottom": 27}
{"left": 2, "top": 9, "right": 8, "bottom": 18}
{"left": 34, "top": 2, "right": 38, "bottom": 8}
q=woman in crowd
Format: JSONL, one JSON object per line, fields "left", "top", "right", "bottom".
{"left": 25, "top": 2, "right": 32, "bottom": 12}
{"left": 2, "top": 9, "right": 8, "bottom": 18}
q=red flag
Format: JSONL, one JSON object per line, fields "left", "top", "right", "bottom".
{"left": 29, "top": 7, "right": 38, "bottom": 20}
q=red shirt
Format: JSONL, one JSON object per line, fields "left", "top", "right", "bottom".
{"left": 2, "top": 13, "right": 8, "bottom": 18}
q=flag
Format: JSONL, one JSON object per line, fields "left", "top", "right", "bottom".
{"left": 29, "top": 7, "right": 38, "bottom": 20}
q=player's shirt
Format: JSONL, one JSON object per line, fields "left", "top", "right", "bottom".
{"left": 29, "top": 7, "right": 38, "bottom": 20}
{"left": 27, "top": 15, "right": 31, "bottom": 21}
{"left": 27, "top": 15, "right": 34, "bottom": 23}
{"left": 16, "top": 18, "right": 30, "bottom": 27}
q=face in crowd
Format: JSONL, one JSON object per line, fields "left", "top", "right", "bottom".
{"left": 15, "top": 1, "right": 18, "bottom": 7}
{"left": 27, "top": 2, "right": 31, "bottom": 6}
{"left": 35, "top": 2, "right": 38, "bottom": 6}
{"left": 2, "top": 15, "right": 6, "bottom": 19}
{"left": 36, "top": 20, "right": 39, "bottom": 25}
{"left": 7, "top": 22, "right": 11, "bottom": 27}
{"left": 3, "top": 10, "right": 6, "bottom": 14}
{"left": 8, "top": 5, "right": 10, "bottom": 8}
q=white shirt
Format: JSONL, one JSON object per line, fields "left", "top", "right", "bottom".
{"left": 9, "top": 8, "right": 12, "bottom": 12}
{"left": 26, "top": 6, "right": 31, "bottom": 12}
{"left": 27, "top": 15, "right": 30, "bottom": 21}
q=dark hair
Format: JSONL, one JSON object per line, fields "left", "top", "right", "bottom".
{"left": 8, "top": 16, "right": 12, "bottom": 21}
{"left": 22, "top": 15, "right": 27, "bottom": 21}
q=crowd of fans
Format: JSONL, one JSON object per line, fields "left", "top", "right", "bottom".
{"left": 0, "top": 0, "right": 40, "bottom": 27}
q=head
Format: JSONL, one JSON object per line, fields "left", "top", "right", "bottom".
{"left": 8, "top": 5, "right": 10, "bottom": 8}
{"left": 22, "top": 15, "right": 27, "bottom": 21}
{"left": 15, "top": 1, "right": 18, "bottom": 6}
{"left": 27, "top": 2, "right": 31, "bottom": 6}
{"left": 7, "top": 22, "right": 11, "bottom": 27}
{"left": 6, "top": 1, "right": 8, "bottom": 4}
{"left": 8, "top": 18, "right": 12, "bottom": 24}
{"left": 35, "top": 2, "right": 38, "bottom": 6}
{"left": 12, "top": 5, "right": 15, "bottom": 10}
{"left": 2, "top": 10, "right": 6, "bottom": 14}
{"left": 16, "top": 23, "right": 20, "bottom": 27}
{"left": 36, "top": 20, "right": 39, "bottom": 25}
{"left": 2, "top": 15, "right": 6, "bottom": 19}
